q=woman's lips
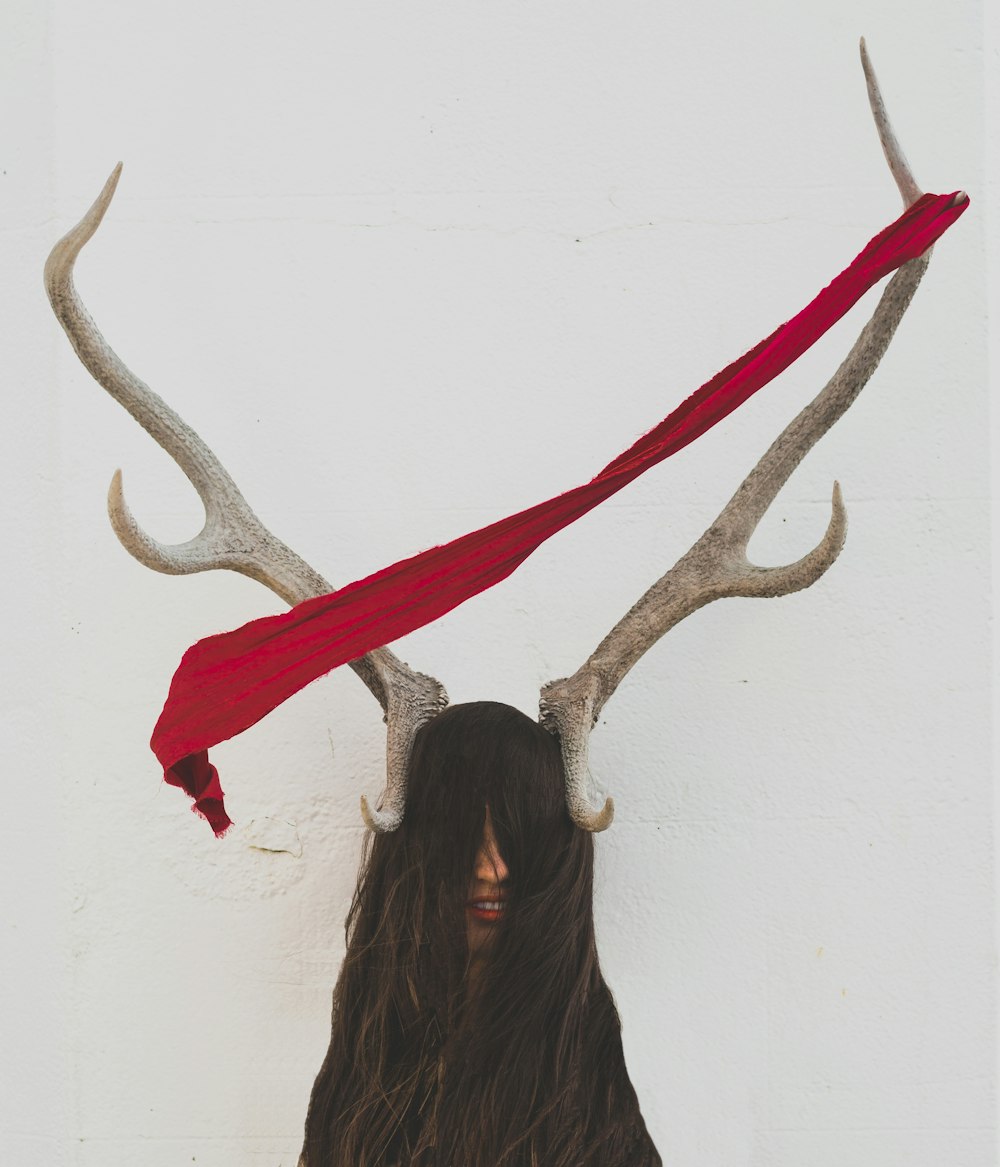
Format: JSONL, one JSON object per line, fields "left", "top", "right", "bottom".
{"left": 467, "top": 899, "right": 505, "bottom": 923}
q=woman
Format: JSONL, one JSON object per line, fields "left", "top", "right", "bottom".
{"left": 300, "top": 701, "right": 661, "bottom": 1166}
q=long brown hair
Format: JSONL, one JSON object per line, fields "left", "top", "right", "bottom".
{"left": 300, "top": 701, "right": 660, "bottom": 1166}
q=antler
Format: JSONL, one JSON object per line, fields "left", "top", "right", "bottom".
{"left": 44, "top": 171, "right": 448, "bottom": 831}
{"left": 540, "top": 40, "right": 967, "bottom": 831}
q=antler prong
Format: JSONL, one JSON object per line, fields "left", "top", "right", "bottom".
{"left": 107, "top": 468, "right": 187, "bottom": 575}
{"left": 859, "top": 37, "right": 922, "bottom": 208}
{"left": 107, "top": 467, "right": 225, "bottom": 576}
{"left": 729, "top": 480, "right": 847, "bottom": 599}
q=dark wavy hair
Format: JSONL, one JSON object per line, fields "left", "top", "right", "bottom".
{"left": 300, "top": 701, "right": 660, "bottom": 1166}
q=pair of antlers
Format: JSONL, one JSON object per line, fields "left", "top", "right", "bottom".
{"left": 45, "top": 42, "right": 958, "bottom": 832}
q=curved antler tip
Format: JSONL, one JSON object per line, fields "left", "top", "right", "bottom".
{"left": 107, "top": 467, "right": 125, "bottom": 511}
{"left": 360, "top": 794, "right": 403, "bottom": 833}
{"left": 45, "top": 162, "right": 126, "bottom": 292}
{"left": 106, "top": 469, "right": 183, "bottom": 572}
{"left": 95, "top": 163, "right": 124, "bottom": 213}
{"left": 826, "top": 473, "right": 844, "bottom": 515}
{"left": 572, "top": 795, "right": 615, "bottom": 833}
{"left": 858, "top": 36, "right": 922, "bottom": 209}
{"left": 830, "top": 480, "right": 847, "bottom": 538}
{"left": 827, "top": 478, "right": 847, "bottom": 542}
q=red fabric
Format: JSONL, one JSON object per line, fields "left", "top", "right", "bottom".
{"left": 152, "top": 192, "right": 968, "bottom": 835}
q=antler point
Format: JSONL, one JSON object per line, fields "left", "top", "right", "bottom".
{"left": 575, "top": 796, "right": 614, "bottom": 833}
{"left": 360, "top": 793, "right": 402, "bottom": 833}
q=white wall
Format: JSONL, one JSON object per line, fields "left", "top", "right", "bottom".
{"left": 1, "top": 2, "right": 992, "bottom": 1165}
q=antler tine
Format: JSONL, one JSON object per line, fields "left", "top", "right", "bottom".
{"left": 541, "top": 42, "right": 961, "bottom": 832}
{"left": 46, "top": 167, "right": 448, "bottom": 829}
{"left": 859, "top": 38, "right": 923, "bottom": 209}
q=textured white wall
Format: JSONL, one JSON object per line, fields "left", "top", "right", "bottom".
{"left": 1, "top": 2, "right": 993, "bottom": 1165}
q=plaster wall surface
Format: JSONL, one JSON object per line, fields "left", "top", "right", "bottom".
{"left": 0, "top": 2, "right": 993, "bottom": 1165}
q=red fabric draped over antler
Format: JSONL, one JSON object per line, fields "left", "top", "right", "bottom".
{"left": 151, "top": 191, "right": 968, "bottom": 834}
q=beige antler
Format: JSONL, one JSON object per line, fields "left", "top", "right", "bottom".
{"left": 44, "top": 174, "right": 447, "bottom": 831}
{"left": 540, "top": 40, "right": 967, "bottom": 831}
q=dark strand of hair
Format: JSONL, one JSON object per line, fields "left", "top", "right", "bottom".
{"left": 300, "top": 701, "right": 660, "bottom": 1167}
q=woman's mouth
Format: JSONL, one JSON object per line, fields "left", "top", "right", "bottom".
{"left": 467, "top": 899, "right": 505, "bottom": 923}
